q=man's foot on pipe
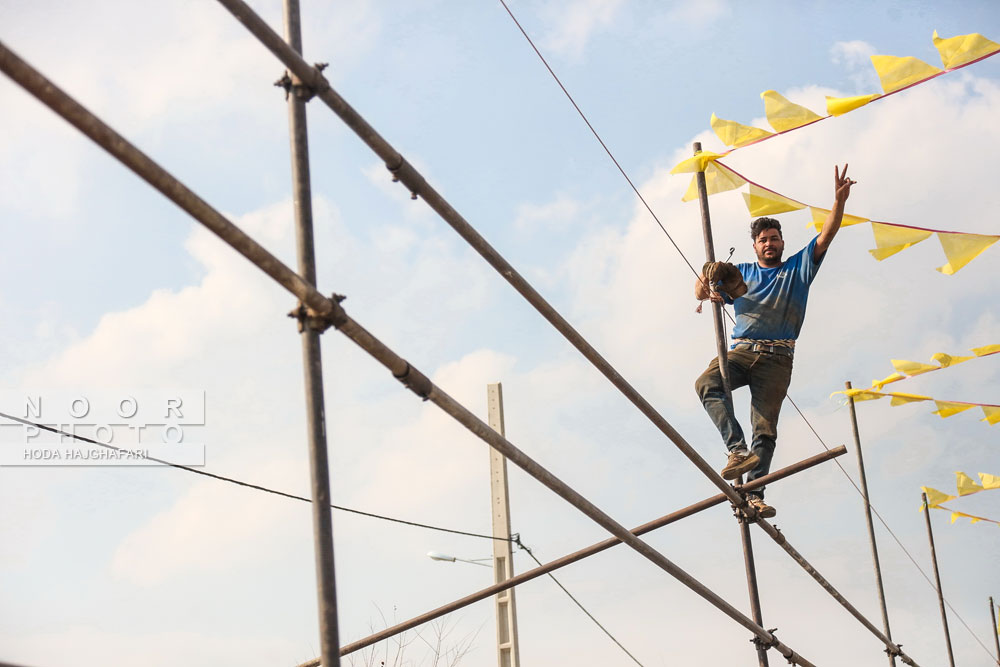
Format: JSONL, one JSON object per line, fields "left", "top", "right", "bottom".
{"left": 747, "top": 495, "right": 776, "bottom": 519}
{"left": 721, "top": 449, "right": 759, "bottom": 480}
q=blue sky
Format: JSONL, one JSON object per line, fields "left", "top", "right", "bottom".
{"left": 2, "top": 1, "right": 999, "bottom": 665}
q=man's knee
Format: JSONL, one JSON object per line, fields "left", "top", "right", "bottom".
{"left": 695, "top": 367, "right": 721, "bottom": 398}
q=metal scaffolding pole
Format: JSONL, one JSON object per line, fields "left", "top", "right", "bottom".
{"left": 845, "top": 380, "right": 895, "bottom": 666}
{"left": 317, "top": 447, "right": 846, "bottom": 663}
{"left": 922, "top": 492, "right": 956, "bottom": 667}
{"left": 0, "top": 38, "right": 920, "bottom": 667}
{"left": 281, "top": 1, "right": 341, "bottom": 664}
{"left": 990, "top": 596, "right": 1000, "bottom": 665}
{"left": 693, "top": 141, "right": 767, "bottom": 667}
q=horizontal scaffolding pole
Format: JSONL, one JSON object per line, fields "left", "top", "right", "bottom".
{"left": 208, "top": 5, "right": 922, "bottom": 663}
{"left": 306, "top": 446, "right": 845, "bottom": 663}
{"left": 0, "top": 40, "right": 815, "bottom": 667}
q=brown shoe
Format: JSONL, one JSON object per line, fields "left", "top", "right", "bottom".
{"left": 747, "top": 496, "right": 776, "bottom": 519}
{"left": 721, "top": 450, "right": 759, "bottom": 480}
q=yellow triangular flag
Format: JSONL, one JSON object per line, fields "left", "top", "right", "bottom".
{"left": 933, "top": 30, "right": 1000, "bottom": 69}
{"left": 950, "top": 512, "right": 960, "bottom": 524}
{"left": 710, "top": 114, "right": 773, "bottom": 148}
{"left": 933, "top": 400, "right": 976, "bottom": 418}
{"left": 682, "top": 162, "right": 746, "bottom": 202}
{"left": 808, "top": 207, "right": 869, "bottom": 233}
{"left": 979, "top": 472, "right": 1000, "bottom": 489}
{"left": 825, "top": 93, "right": 880, "bottom": 116}
{"left": 981, "top": 406, "right": 1000, "bottom": 425}
{"left": 922, "top": 486, "right": 956, "bottom": 508}
{"left": 972, "top": 344, "right": 1000, "bottom": 356}
{"left": 871, "top": 55, "right": 943, "bottom": 94}
{"left": 891, "top": 359, "right": 939, "bottom": 376}
{"left": 969, "top": 516, "right": 982, "bottom": 524}
{"left": 742, "top": 184, "right": 806, "bottom": 216}
{"left": 869, "top": 223, "right": 932, "bottom": 260}
{"left": 889, "top": 392, "right": 931, "bottom": 406}
{"left": 760, "top": 90, "right": 823, "bottom": 132}
{"left": 936, "top": 232, "right": 999, "bottom": 274}
{"left": 872, "top": 373, "right": 906, "bottom": 390}
{"left": 956, "top": 471, "right": 985, "bottom": 496}
{"left": 671, "top": 150, "right": 727, "bottom": 174}
{"left": 931, "top": 352, "right": 973, "bottom": 368}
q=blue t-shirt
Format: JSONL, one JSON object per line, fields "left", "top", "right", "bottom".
{"left": 730, "top": 236, "right": 823, "bottom": 343}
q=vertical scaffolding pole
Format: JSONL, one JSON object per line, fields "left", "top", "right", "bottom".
{"left": 845, "top": 381, "right": 896, "bottom": 666}
{"left": 693, "top": 142, "right": 767, "bottom": 667}
{"left": 486, "top": 383, "right": 521, "bottom": 667}
{"left": 283, "top": 2, "right": 341, "bottom": 664}
{"left": 990, "top": 596, "right": 1000, "bottom": 665}
{"left": 922, "top": 492, "right": 955, "bottom": 667}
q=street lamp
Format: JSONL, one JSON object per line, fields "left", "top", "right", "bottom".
{"left": 426, "top": 550, "right": 492, "bottom": 568}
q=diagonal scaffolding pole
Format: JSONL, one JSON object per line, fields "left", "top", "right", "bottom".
{"left": 203, "top": 7, "right": 922, "bottom": 661}
{"left": 281, "top": 1, "right": 342, "bottom": 664}
{"left": 309, "top": 446, "right": 846, "bottom": 664}
{"left": 846, "top": 380, "right": 895, "bottom": 667}
{"left": 693, "top": 140, "right": 767, "bottom": 667}
{"left": 0, "top": 36, "right": 920, "bottom": 667}
{"left": 0, "top": 41, "right": 816, "bottom": 666}
{"left": 922, "top": 492, "right": 956, "bottom": 667}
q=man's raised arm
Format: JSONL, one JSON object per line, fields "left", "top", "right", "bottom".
{"left": 815, "top": 163, "right": 857, "bottom": 262}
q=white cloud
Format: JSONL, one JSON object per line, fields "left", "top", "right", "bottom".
{"left": 541, "top": 0, "right": 625, "bottom": 60}
{"left": 831, "top": 39, "right": 881, "bottom": 92}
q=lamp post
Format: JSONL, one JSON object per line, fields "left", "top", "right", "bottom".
{"left": 427, "top": 551, "right": 493, "bottom": 568}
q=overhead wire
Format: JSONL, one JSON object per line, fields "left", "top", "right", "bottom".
{"left": 0, "top": 411, "right": 511, "bottom": 544}
{"left": 515, "top": 538, "right": 645, "bottom": 666}
{"left": 495, "top": 1, "right": 995, "bottom": 660}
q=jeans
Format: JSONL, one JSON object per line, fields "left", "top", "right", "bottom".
{"left": 695, "top": 348, "right": 793, "bottom": 500}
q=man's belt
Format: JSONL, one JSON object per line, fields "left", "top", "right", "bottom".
{"left": 733, "top": 342, "right": 794, "bottom": 358}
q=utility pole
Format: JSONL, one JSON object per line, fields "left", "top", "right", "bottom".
{"left": 487, "top": 382, "right": 521, "bottom": 667}
{"left": 693, "top": 142, "right": 768, "bottom": 667}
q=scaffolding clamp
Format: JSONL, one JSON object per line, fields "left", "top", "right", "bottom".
{"left": 274, "top": 63, "right": 330, "bottom": 102}
{"left": 751, "top": 627, "right": 780, "bottom": 654}
{"left": 288, "top": 293, "right": 348, "bottom": 333}
{"left": 392, "top": 361, "right": 433, "bottom": 401}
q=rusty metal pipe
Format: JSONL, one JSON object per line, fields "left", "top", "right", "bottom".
{"left": 990, "top": 596, "right": 1000, "bottom": 665}
{"left": 923, "top": 493, "right": 956, "bottom": 666}
{"left": 282, "top": 1, "right": 342, "bottom": 664}
{"left": 846, "top": 381, "right": 895, "bottom": 666}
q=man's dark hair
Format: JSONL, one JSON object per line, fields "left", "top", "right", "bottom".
{"left": 750, "top": 217, "right": 782, "bottom": 240}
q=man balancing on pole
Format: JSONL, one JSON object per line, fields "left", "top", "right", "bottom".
{"left": 694, "top": 164, "right": 856, "bottom": 518}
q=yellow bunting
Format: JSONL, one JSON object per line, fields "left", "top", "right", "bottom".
{"left": 956, "top": 471, "right": 984, "bottom": 496}
{"left": 980, "top": 472, "right": 1000, "bottom": 489}
{"left": 870, "top": 55, "right": 943, "bottom": 94}
{"left": 872, "top": 373, "right": 906, "bottom": 390}
{"left": 890, "top": 392, "right": 931, "bottom": 406}
{"left": 681, "top": 162, "right": 746, "bottom": 202}
{"left": 933, "top": 30, "right": 1000, "bottom": 69}
{"left": 710, "top": 114, "right": 773, "bottom": 148}
{"left": 891, "top": 359, "right": 939, "bottom": 376}
{"left": 973, "top": 344, "right": 1000, "bottom": 356}
{"left": 933, "top": 401, "right": 976, "bottom": 417}
{"left": 825, "top": 93, "right": 880, "bottom": 116}
{"left": 869, "top": 223, "right": 932, "bottom": 260}
{"left": 670, "top": 150, "right": 727, "bottom": 174}
{"left": 760, "top": 90, "right": 823, "bottom": 132}
{"left": 982, "top": 406, "right": 1000, "bottom": 425}
{"left": 950, "top": 512, "right": 961, "bottom": 524}
{"left": 936, "top": 232, "right": 1000, "bottom": 274}
{"left": 922, "top": 486, "right": 956, "bottom": 508}
{"left": 808, "top": 207, "right": 869, "bottom": 233}
{"left": 931, "top": 352, "right": 973, "bottom": 368}
{"left": 742, "top": 184, "right": 805, "bottom": 216}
